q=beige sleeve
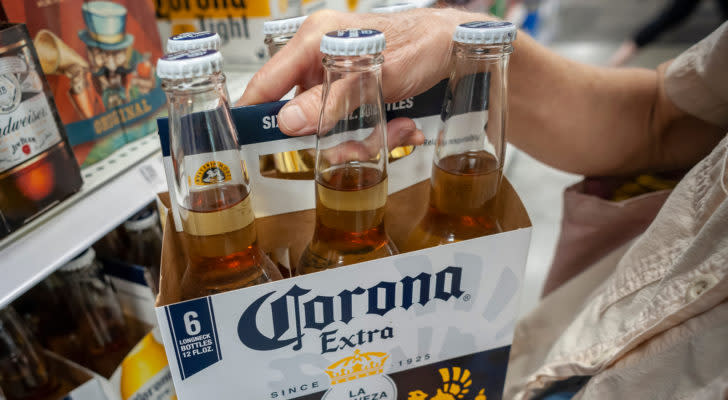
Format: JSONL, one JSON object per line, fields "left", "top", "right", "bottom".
{"left": 665, "top": 21, "right": 728, "bottom": 129}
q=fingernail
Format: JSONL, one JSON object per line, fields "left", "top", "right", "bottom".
{"left": 278, "top": 103, "right": 307, "bottom": 133}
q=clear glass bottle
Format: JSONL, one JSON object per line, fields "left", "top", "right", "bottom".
{"left": 157, "top": 50, "right": 278, "bottom": 300}
{"left": 57, "top": 248, "right": 129, "bottom": 377}
{"left": 403, "top": 21, "right": 516, "bottom": 252}
{"left": 261, "top": 16, "right": 316, "bottom": 180}
{"left": 123, "top": 207, "right": 163, "bottom": 296}
{"left": 298, "top": 29, "right": 398, "bottom": 274}
{"left": 263, "top": 16, "right": 308, "bottom": 57}
{"left": 166, "top": 31, "right": 221, "bottom": 53}
{"left": 368, "top": 4, "right": 418, "bottom": 163}
{"left": 0, "top": 307, "right": 60, "bottom": 400}
{"left": 371, "top": 2, "right": 417, "bottom": 13}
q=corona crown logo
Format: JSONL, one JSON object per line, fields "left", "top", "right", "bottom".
{"left": 325, "top": 350, "right": 389, "bottom": 385}
{"left": 194, "top": 160, "right": 231, "bottom": 185}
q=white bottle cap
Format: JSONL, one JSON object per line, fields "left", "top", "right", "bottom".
{"left": 124, "top": 209, "right": 159, "bottom": 232}
{"left": 60, "top": 248, "right": 96, "bottom": 271}
{"left": 156, "top": 49, "right": 223, "bottom": 80}
{"left": 263, "top": 15, "right": 308, "bottom": 36}
{"left": 167, "top": 31, "right": 221, "bottom": 53}
{"left": 320, "top": 29, "right": 385, "bottom": 56}
{"left": 371, "top": 2, "right": 416, "bottom": 13}
{"left": 454, "top": 21, "right": 517, "bottom": 45}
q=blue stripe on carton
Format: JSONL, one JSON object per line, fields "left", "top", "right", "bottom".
{"left": 101, "top": 257, "right": 149, "bottom": 286}
{"left": 165, "top": 297, "right": 223, "bottom": 380}
{"left": 156, "top": 80, "right": 448, "bottom": 157}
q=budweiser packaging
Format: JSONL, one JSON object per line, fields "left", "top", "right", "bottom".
{"left": 0, "top": 23, "right": 82, "bottom": 240}
{"left": 154, "top": 23, "right": 529, "bottom": 400}
{"left": 1, "top": 0, "right": 166, "bottom": 167}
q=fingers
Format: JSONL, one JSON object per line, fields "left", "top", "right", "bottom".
{"left": 318, "top": 118, "right": 423, "bottom": 165}
{"left": 278, "top": 72, "right": 371, "bottom": 136}
{"left": 237, "top": 10, "right": 348, "bottom": 107}
{"left": 386, "top": 118, "right": 424, "bottom": 149}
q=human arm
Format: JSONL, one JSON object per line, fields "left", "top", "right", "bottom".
{"left": 240, "top": 9, "right": 725, "bottom": 176}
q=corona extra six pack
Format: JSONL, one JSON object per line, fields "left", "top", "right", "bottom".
{"left": 154, "top": 22, "right": 529, "bottom": 400}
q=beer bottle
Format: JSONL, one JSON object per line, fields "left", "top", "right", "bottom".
{"left": 403, "top": 21, "right": 516, "bottom": 251}
{"left": 371, "top": 2, "right": 417, "bottom": 13}
{"left": 123, "top": 208, "right": 163, "bottom": 296}
{"left": 157, "top": 50, "right": 278, "bottom": 300}
{"left": 368, "top": 3, "right": 418, "bottom": 162}
{"left": 263, "top": 16, "right": 308, "bottom": 57}
{"left": 0, "top": 24, "right": 82, "bottom": 239}
{"left": 11, "top": 274, "right": 84, "bottom": 366}
{"left": 166, "top": 31, "right": 221, "bottom": 53}
{"left": 298, "top": 29, "right": 398, "bottom": 274}
{"left": 57, "top": 248, "right": 130, "bottom": 377}
{"left": 0, "top": 307, "right": 60, "bottom": 400}
{"left": 261, "top": 16, "right": 316, "bottom": 180}
{"left": 165, "top": 31, "right": 230, "bottom": 103}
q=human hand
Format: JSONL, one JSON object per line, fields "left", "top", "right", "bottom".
{"left": 238, "top": 8, "right": 485, "bottom": 146}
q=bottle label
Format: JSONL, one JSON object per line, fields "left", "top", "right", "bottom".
{"left": 0, "top": 55, "right": 63, "bottom": 173}
{"left": 158, "top": 227, "right": 532, "bottom": 399}
{"left": 194, "top": 161, "right": 232, "bottom": 185}
{"left": 183, "top": 150, "right": 246, "bottom": 189}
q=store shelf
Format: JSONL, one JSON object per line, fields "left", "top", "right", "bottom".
{"left": 0, "top": 136, "right": 167, "bottom": 308}
{"left": 0, "top": 70, "right": 254, "bottom": 310}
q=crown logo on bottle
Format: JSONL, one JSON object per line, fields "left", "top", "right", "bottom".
{"left": 325, "top": 350, "right": 389, "bottom": 385}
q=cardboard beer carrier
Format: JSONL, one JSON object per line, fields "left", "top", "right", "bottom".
{"left": 2, "top": 0, "right": 166, "bottom": 167}
{"left": 154, "top": 82, "right": 532, "bottom": 400}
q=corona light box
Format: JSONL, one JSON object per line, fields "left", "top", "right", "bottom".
{"left": 154, "top": 83, "right": 532, "bottom": 400}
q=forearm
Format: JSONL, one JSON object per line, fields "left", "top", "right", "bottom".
{"left": 506, "top": 33, "right": 661, "bottom": 176}
{"left": 420, "top": 9, "right": 669, "bottom": 176}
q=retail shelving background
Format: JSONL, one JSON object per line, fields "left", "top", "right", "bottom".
{"left": 0, "top": 71, "right": 256, "bottom": 309}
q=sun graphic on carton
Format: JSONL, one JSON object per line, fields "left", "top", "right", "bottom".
{"left": 408, "top": 367, "right": 486, "bottom": 400}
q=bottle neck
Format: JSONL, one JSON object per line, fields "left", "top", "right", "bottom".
{"left": 162, "top": 72, "right": 229, "bottom": 113}
{"left": 265, "top": 33, "right": 295, "bottom": 56}
{"left": 453, "top": 41, "right": 513, "bottom": 61}
{"left": 323, "top": 53, "right": 384, "bottom": 72}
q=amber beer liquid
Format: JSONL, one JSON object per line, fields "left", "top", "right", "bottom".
{"left": 0, "top": 24, "right": 82, "bottom": 238}
{"left": 403, "top": 21, "right": 516, "bottom": 252}
{"left": 299, "top": 165, "right": 393, "bottom": 273}
{"left": 157, "top": 49, "right": 277, "bottom": 300}
{"left": 407, "top": 151, "right": 501, "bottom": 250}
{"left": 298, "top": 29, "right": 397, "bottom": 274}
{"left": 179, "top": 184, "right": 270, "bottom": 299}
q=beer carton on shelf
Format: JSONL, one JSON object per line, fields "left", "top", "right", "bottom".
{"left": 96, "top": 260, "right": 177, "bottom": 400}
{"left": 154, "top": 83, "right": 532, "bottom": 400}
{"left": 56, "top": 260, "right": 175, "bottom": 400}
{"left": 44, "top": 352, "right": 110, "bottom": 400}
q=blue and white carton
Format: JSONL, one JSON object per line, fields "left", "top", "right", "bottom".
{"left": 154, "top": 82, "right": 532, "bottom": 400}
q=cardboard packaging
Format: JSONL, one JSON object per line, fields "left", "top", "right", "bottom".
{"left": 44, "top": 352, "right": 111, "bottom": 400}
{"left": 1, "top": 0, "right": 166, "bottom": 168}
{"left": 153, "top": 0, "right": 399, "bottom": 69}
{"left": 153, "top": 84, "right": 532, "bottom": 399}
{"left": 154, "top": 0, "right": 321, "bottom": 69}
{"left": 97, "top": 260, "right": 178, "bottom": 400}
